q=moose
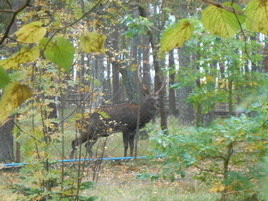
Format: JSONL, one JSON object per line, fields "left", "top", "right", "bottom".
{"left": 70, "top": 72, "right": 166, "bottom": 158}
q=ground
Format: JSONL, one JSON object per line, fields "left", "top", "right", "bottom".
{"left": 0, "top": 128, "right": 220, "bottom": 200}
{"left": 82, "top": 159, "right": 219, "bottom": 201}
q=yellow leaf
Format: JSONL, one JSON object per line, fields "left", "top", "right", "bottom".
{"left": 219, "top": 80, "right": 227, "bottom": 89}
{"left": 202, "top": 3, "right": 245, "bottom": 39}
{"left": 97, "top": 111, "right": 111, "bottom": 119}
{"left": 214, "top": 137, "right": 226, "bottom": 145}
{"left": 0, "top": 46, "right": 40, "bottom": 70}
{"left": 80, "top": 32, "right": 107, "bottom": 54}
{"left": 209, "top": 182, "right": 225, "bottom": 193}
{"left": 16, "top": 21, "right": 47, "bottom": 43}
{"left": 0, "top": 82, "right": 33, "bottom": 125}
{"left": 197, "top": 155, "right": 202, "bottom": 160}
{"left": 206, "top": 76, "right": 215, "bottom": 82}
{"left": 245, "top": 144, "right": 255, "bottom": 152}
{"left": 246, "top": 0, "right": 268, "bottom": 35}
{"left": 160, "top": 19, "right": 194, "bottom": 53}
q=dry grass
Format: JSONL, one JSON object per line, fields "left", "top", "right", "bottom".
{"left": 80, "top": 161, "right": 219, "bottom": 201}
{"left": 68, "top": 129, "right": 220, "bottom": 201}
{"left": 0, "top": 118, "right": 220, "bottom": 200}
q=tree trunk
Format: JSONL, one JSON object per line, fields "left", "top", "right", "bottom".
{"left": 262, "top": 43, "right": 268, "bottom": 73}
{"left": 111, "top": 26, "right": 121, "bottom": 103}
{"left": 148, "top": 30, "right": 168, "bottom": 130}
{"left": 0, "top": 115, "right": 15, "bottom": 163}
{"left": 168, "top": 50, "right": 178, "bottom": 116}
{"left": 141, "top": 35, "right": 152, "bottom": 92}
{"left": 177, "top": 47, "right": 195, "bottom": 125}
{"left": 141, "top": 3, "right": 168, "bottom": 130}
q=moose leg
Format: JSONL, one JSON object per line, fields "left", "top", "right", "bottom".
{"left": 123, "top": 131, "right": 129, "bottom": 157}
{"left": 129, "top": 132, "right": 135, "bottom": 157}
{"left": 70, "top": 138, "right": 79, "bottom": 158}
{"left": 85, "top": 137, "right": 98, "bottom": 156}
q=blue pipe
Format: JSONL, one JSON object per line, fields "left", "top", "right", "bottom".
{"left": 1, "top": 156, "right": 158, "bottom": 168}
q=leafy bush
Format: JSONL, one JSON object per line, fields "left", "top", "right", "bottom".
{"left": 148, "top": 103, "right": 268, "bottom": 200}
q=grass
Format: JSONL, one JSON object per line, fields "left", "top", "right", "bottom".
{"left": 80, "top": 160, "right": 219, "bottom": 201}
{"left": 0, "top": 117, "right": 220, "bottom": 201}
{"left": 63, "top": 125, "right": 219, "bottom": 201}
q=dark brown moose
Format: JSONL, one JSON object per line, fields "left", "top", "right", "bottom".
{"left": 70, "top": 73, "right": 166, "bottom": 158}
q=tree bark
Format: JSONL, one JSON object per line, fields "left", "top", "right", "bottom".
{"left": 177, "top": 47, "right": 195, "bottom": 125}
{"left": 0, "top": 115, "right": 15, "bottom": 163}
{"left": 111, "top": 26, "right": 121, "bottom": 103}
{"left": 168, "top": 50, "right": 178, "bottom": 116}
{"left": 141, "top": 35, "right": 152, "bottom": 92}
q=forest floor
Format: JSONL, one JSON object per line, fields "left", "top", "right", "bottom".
{"left": 0, "top": 129, "right": 220, "bottom": 201}
{"left": 70, "top": 133, "right": 219, "bottom": 201}
{"left": 81, "top": 158, "right": 219, "bottom": 201}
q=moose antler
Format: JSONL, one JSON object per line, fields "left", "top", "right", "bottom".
{"left": 137, "top": 69, "right": 151, "bottom": 95}
{"left": 156, "top": 76, "right": 167, "bottom": 95}
{"left": 137, "top": 69, "right": 166, "bottom": 95}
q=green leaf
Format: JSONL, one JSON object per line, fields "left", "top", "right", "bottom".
{"left": 16, "top": 21, "right": 47, "bottom": 43}
{"left": 80, "top": 32, "right": 107, "bottom": 54}
{"left": 246, "top": 0, "right": 268, "bottom": 35}
{"left": 80, "top": 181, "right": 94, "bottom": 190}
{"left": 39, "top": 36, "right": 75, "bottom": 72}
{"left": 0, "top": 66, "right": 10, "bottom": 88}
{"left": 160, "top": 19, "right": 194, "bottom": 53}
{"left": 201, "top": 3, "right": 245, "bottom": 39}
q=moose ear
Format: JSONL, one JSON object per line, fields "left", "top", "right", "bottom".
{"left": 137, "top": 69, "right": 151, "bottom": 95}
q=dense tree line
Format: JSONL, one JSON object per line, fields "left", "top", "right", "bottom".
{"left": 0, "top": 0, "right": 267, "bottom": 200}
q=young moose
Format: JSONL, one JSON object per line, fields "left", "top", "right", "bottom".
{"left": 70, "top": 72, "right": 166, "bottom": 158}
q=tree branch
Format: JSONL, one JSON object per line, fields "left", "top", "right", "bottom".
{"left": 52, "top": 0, "right": 104, "bottom": 38}
{"left": 0, "top": 9, "right": 15, "bottom": 13}
{"left": 0, "top": 0, "right": 31, "bottom": 46}
{"left": 201, "top": 0, "right": 244, "bottom": 15}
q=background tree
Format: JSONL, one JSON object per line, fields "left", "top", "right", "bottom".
{"left": 0, "top": 0, "right": 268, "bottom": 200}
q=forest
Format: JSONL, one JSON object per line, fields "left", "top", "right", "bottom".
{"left": 0, "top": 0, "right": 268, "bottom": 200}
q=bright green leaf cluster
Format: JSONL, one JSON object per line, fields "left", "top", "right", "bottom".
{"left": 39, "top": 37, "right": 75, "bottom": 72}
{"left": 148, "top": 109, "right": 268, "bottom": 198}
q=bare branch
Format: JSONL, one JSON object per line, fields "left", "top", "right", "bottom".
{"left": 0, "top": 9, "right": 15, "bottom": 13}
{"left": 201, "top": 0, "right": 244, "bottom": 15}
{"left": 0, "top": 0, "right": 31, "bottom": 46}
{"left": 51, "top": 0, "right": 104, "bottom": 39}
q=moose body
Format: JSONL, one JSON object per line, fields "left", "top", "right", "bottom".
{"left": 70, "top": 73, "right": 166, "bottom": 158}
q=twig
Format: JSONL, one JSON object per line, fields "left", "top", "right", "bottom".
{"left": 0, "top": 9, "right": 14, "bottom": 13}
{"left": 0, "top": 0, "right": 31, "bottom": 46}
{"left": 201, "top": 0, "right": 244, "bottom": 15}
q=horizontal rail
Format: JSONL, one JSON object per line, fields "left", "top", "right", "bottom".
{"left": 1, "top": 156, "right": 161, "bottom": 169}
